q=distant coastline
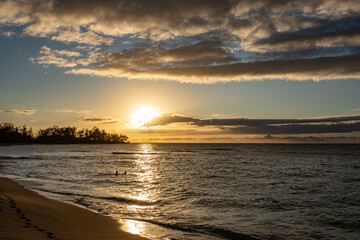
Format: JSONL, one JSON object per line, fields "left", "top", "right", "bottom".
{"left": 0, "top": 122, "right": 130, "bottom": 144}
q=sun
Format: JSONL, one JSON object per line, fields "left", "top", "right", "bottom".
{"left": 130, "top": 107, "right": 160, "bottom": 127}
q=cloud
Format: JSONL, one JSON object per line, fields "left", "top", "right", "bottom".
{"left": 54, "top": 50, "right": 82, "bottom": 57}
{"left": 80, "top": 117, "right": 118, "bottom": 124}
{"left": 254, "top": 17, "right": 360, "bottom": 52}
{"left": 55, "top": 108, "right": 75, "bottom": 113}
{"left": 156, "top": 39, "right": 236, "bottom": 66}
{"left": 78, "top": 38, "right": 236, "bottom": 71}
{"left": 50, "top": 29, "right": 114, "bottom": 46}
{"left": 144, "top": 115, "right": 198, "bottom": 126}
{"left": 162, "top": 137, "right": 198, "bottom": 141}
{"left": 99, "top": 120, "right": 119, "bottom": 124}
{"left": 76, "top": 110, "right": 91, "bottom": 114}
{"left": 68, "top": 54, "right": 360, "bottom": 83}
{"left": 0, "top": 30, "right": 15, "bottom": 38}
{"left": 30, "top": 46, "right": 78, "bottom": 68}
{"left": 55, "top": 108, "right": 90, "bottom": 114}
{"left": 144, "top": 114, "right": 360, "bottom": 135}
{"left": 80, "top": 117, "right": 112, "bottom": 122}
{"left": 1, "top": 0, "right": 360, "bottom": 83}
{"left": 262, "top": 134, "right": 360, "bottom": 143}
{"left": 0, "top": 108, "right": 36, "bottom": 115}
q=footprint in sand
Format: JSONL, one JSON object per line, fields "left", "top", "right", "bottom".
{"left": 7, "top": 197, "right": 17, "bottom": 209}
{"left": 46, "top": 232, "right": 56, "bottom": 239}
{"left": 5, "top": 195, "right": 59, "bottom": 239}
{"left": 0, "top": 189, "right": 4, "bottom": 212}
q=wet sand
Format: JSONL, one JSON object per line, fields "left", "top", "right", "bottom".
{"left": 0, "top": 177, "right": 148, "bottom": 240}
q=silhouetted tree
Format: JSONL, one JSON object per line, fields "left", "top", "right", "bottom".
{"left": 0, "top": 122, "right": 129, "bottom": 144}
{"left": 0, "top": 123, "right": 33, "bottom": 143}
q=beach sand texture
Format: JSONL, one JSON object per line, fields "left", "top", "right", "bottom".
{"left": 0, "top": 177, "right": 148, "bottom": 240}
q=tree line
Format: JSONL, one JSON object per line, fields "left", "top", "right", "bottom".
{"left": 0, "top": 123, "right": 130, "bottom": 144}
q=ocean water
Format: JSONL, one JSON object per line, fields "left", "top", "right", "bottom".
{"left": 0, "top": 144, "right": 359, "bottom": 240}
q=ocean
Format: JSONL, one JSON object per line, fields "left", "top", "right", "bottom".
{"left": 0, "top": 144, "right": 359, "bottom": 240}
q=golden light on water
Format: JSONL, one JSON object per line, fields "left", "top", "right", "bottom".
{"left": 130, "top": 107, "right": 160, "bottom": 127}
{"left": 121, "top": 219, "right": 144, "bottom": 235}
{"left": 119, "top": 144, "right": 161, "bottom": 239}
{"left": 132, "top": 144, "right": 159, "bottom": 202}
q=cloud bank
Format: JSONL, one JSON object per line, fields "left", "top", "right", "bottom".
{"left": 145, "top": 114, "right": 360, "bottom": 135}
{"left": 1, "top": 0, "right": 360, "bottom": 83}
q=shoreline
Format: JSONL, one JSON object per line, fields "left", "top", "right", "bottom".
{"left": 0, "top": 177, "right": 149, "bottom": 240}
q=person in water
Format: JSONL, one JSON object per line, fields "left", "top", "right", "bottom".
{"left": 115, "top": 171, "right": 126, "bottom": 175}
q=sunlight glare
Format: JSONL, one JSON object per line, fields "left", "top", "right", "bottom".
{"left": 121, "top": 219, "right": 144, "bottom": 235}
{"left": 131, "top": 107, "right": 160, "bottom": 127}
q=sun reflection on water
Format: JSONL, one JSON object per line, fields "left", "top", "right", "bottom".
{"left": 131, "top": 144, "right": 159, "bottom": 205}
{"left": 140, "top": 144, "right": 152, "bottom": 152}
{"left": 120, "top": 145, "right": 159, "bottom": 237}
{"left": 121, "top": 219, "right": 145, "bottom": 235}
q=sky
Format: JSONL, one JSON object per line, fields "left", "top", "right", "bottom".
{"left": 1, "top": 0, "right": 360, "bottom": 143}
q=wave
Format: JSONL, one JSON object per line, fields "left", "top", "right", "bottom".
{"left": 112, "top": 149, "right": 236, "bottom": 155}
{"left": 66, "top": 156, "right": 93, "bottom": 160}
{"left": 39, "top": 189, "right": 157, "bottom": 206}
{"left": 201, "top": 225, "right": 264, "bottom": 240}
{"left": 281, "top": 151, "right": 358, "bottom": 157}
{"left": 112, "top": 152, "right": 160, "bottom": 155}
{"left": 170, "top": 149, "right": 236, "bottom": 153}
{"left": 170, "top": 150, "right": 198, "bottom": 153}
{"left": 39, "top": 189, "right": 92, "bottom": 197}
{"left": 135, "top": 219, "right": 264, "bottom": 240}
{"left": 68, "top": 150, "right": 90, "bottom": 153}
{"left": 0, "top": 155, "right": 44, "bottom": 160}
{"left": 102, "top": 196, "right": 157, "bottom": 206}
{"left": 0, "top": 156, "right": 15, "bottom": 160}
{"left": 207, "top": 148, "right": 237, "bottom": 151}
{"left": 0, "top": 155, "right": 90, "bottom": 161}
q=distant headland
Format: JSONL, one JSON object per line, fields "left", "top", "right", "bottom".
{"left": 0, "top": 122, "right": 129, "bottom": 144}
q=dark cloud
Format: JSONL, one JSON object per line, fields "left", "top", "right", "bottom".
{"left": 252, "top": 46, "right": 360, "bottom": 62}
{"left": 226, "top": 122, "right": 360, "bottom": 135}
{"left": 1, "top": 0, "right": 360, "bottom": 82}
{"left": 162, "top": 137, "right": 198, "bottom": 141}
{"left": 201, "top": 137, "right": 235, "bottom": 141}
{"left": 80, "top": 117, "right": 116, "bottom": 124}
{"left": 139, "top": 54, "right": 360, "bottom": 82}
{"left": 92, "top": 39, "right": 236, "bottom": 71}
{"left": 144, "top": 115, "right": 198, "bottom": 126}
{"left": 159, "top": 40, "right": 236, "bottom": 66}
{"left": 255, "top": 17, "right": 360, "bottom": 51}
{"left": 81, "top": 117, "right": 112, "bottom": 122}
{"left": 100, "top": 120, "right": 119, "bottom": 124}
{"left": 196, "top": 115, "right": 360, "bottom": 126}
{"left": 145, "top": 114, "right": 360, "bottom": 135}
{"left": 126, "top": 128, "right": 220, "bottom": 136}
{"left": 69, "top": 52, "right": 360, "bottom": 82}
{"left": 261, "top": 17, "right": 360, "bottom": 44}
{"left": 262, "top": 135, "right": 360, "bottom": 143}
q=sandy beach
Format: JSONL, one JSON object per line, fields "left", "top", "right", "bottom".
{"left": 0, "top": 177, "right": 148, "bottom": 240}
